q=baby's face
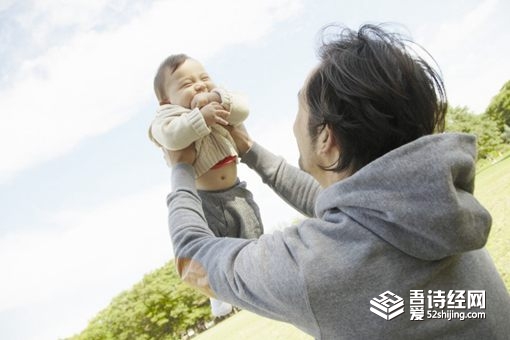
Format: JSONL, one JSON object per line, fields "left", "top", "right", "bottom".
{"left": 166, "top": 59, "right": 216, "bottom": 108}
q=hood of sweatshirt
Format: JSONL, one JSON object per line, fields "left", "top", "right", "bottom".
{"left": 315, "top": 133, "right": 491, "bottom": 261}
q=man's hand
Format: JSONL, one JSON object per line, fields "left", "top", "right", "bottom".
{"left": 191, "top": 92, "right": 221, "bottom": 109}
{"left": 225, "top": 123, "right": 253, "bottom": 156}
{"left": 162, "top": 144, "right": 196, "bottom": 167}
{"left": 201, "top": 102, "right": 230, "bottom": 126}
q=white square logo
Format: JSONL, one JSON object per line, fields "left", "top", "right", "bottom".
{"left": 370, "top": 291, "right": 405, "bottom": 320}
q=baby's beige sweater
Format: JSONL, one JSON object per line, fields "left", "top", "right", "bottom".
{"left": 148, "top": 90, "right": 249, "bottom": 177}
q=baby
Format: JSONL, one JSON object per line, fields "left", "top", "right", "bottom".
{"left": 148, "top": 54, "right": 264, "bottom": 316}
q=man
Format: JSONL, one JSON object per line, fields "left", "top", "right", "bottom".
{"left": 164, "top": 24, "right": 510, "bottom": 339}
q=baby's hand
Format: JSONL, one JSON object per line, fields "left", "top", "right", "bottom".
{"left": 191, "top": 92, "right": 221, "bottom": 109}
{"left": 201, "top": 102, "right": 230, "bottom": 126}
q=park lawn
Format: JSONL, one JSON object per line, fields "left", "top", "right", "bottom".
{"left": 195, "top": 157, "right": 510, "bottom": 340}
{"left": 474, "top": 156, "right": 510, "bottom": 288}
{"left": 195, "top": 310, "right": 312, "bottom": 340}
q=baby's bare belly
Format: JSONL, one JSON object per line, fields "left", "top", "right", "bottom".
{"left": 196, "top": 161, "right": 237, "bottom": 191}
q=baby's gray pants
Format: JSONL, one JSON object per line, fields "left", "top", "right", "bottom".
{"left": 197, "top": 180, "right": 264, "bottom": 239}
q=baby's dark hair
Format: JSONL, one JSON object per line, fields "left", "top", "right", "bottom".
{"left": 154, "top": 53, "right": 190, "bottom": 104}
{"left": 306, "top": 24, "right": 447, "bottom": 173}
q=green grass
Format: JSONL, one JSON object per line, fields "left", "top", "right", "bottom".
{"left": 195, "top": 310, "right": 313, "bottom": 340}
{"left": 475, "top": 156, "right": 510, "bottom": 288}
{"left": 195, "top": 158, "right": 510, "bottom": 340}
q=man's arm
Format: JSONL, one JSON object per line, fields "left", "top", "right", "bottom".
{"left": 227, "top": 124, "right": 321, "bottom": 217}
{"left": 242, "top": 143, "right": 321, "bottom": 217}
{"left": 168, "top": 164, "right": 318, "bottom": 334}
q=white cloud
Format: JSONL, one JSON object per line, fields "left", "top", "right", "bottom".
{"left": 417, "top": 0, "right": 508, "bottom": 112}
{"left": 0, "top": 0, "right": 303, "bottom": 183}
{"left": 425, "top": 0, "right": 498, "bottom": 54}
{"left": 0, "top": 0, "right": 13, "bottom": 12}
{"left": 0, "top": 184, "right": 171, "bottom": 337}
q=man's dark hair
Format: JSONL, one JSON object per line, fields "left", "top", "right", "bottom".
{"left": 305, "top": 24, "right": 447, "bottom": 173}
{"left": 154, "top": 53, "right": 190, "bottom": 104}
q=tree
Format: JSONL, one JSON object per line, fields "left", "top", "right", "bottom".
{"left": 69, "top": 261, "right": 214, "bottom": 340}
{"left": 485, "top": 80, "right": 510, "bottom": 139}
{"left": 445, "top": 106, "right": 507, "bottom": 160}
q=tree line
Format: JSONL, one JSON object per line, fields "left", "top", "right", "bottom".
{"left": 446, "top": 80, "right": 510, "bottom": 162}
{"left": 68, "top": 260, "right": 215, "bottom": 340}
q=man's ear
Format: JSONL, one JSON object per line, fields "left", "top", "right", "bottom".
{"left": 317, "top": 124, "right": 340, "bottom": 166}
{"left": 318, "top": 125, "right": 338, "bottom": 151}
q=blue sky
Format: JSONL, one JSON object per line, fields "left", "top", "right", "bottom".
{"left": 1, "top": 0, "right": 509, "bottom": 339}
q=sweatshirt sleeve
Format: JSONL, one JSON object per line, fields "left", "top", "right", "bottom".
{"left": 167, "top": 163, "right": 317, "bottom": 334}
{"left": 241, "top": 142, "right": 321, "bottom": 217}
{"left": 149, "top": 106, "right": 211, "bottom": 150}
{"left": 213, "top": 88, "right": 249, "bottom": 126}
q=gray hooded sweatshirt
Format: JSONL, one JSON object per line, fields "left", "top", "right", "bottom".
{"left": 167, "top": 133, "right": 510, "bottom": 339}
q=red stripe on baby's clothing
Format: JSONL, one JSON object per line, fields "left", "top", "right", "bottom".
{"left": 211, "top": 155, "right": 237, "bottom": 169}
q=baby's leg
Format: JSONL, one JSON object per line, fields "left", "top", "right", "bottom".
{"left": 209, "top": 298, "right": 232, "bottom": 317}
{"left": 221, "top": 180, "right": 264, "bottom": 239}
{"left": 197, "top": 189, "right": 235, "bottom": 317}
{"left": 197, "top": 190, "right": 229, "bottom": 237}
{"left": 198, "top": 182, "right": 262, "bottom": 318}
